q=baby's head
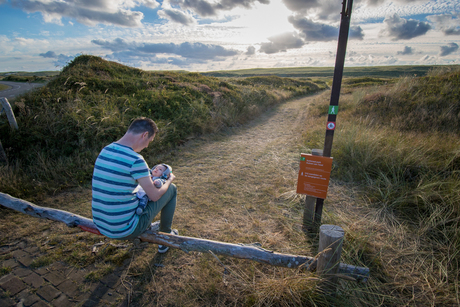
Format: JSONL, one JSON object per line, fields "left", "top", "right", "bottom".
{"left": 151, "top": 164, "right": 167, "bottom": 177}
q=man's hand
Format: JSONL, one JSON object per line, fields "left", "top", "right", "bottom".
{"left": 138, "top": 173, "right": 174, "bottom": 202}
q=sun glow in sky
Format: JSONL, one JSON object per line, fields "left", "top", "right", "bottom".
{"left": 0, "top": 0, "right": 459, "bottom": 72}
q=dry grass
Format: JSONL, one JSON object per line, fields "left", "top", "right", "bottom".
{"left": 2, "top": 79, "right": 459, "bottom": 305}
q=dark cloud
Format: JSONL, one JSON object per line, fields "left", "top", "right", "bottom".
{"left": 92, "top": 38, "right": 239, "bottom": 63}
{"left": 10, "top": 0, "right": 144, "bottom": 27}
{"left": 107, "top": 51, "right": 207, "bottom": 67}
{"left": 281, "top": 0, "right": 340, "bottom": 20}
{"left": 246, "top": 46, "right": 255, "bottom": 55}
{"left": 158, "top": 8, "right": 195, "bottom": 25}
{"left": 91, "top": 38, "right": 130, "bottom": 52}
{"left": 342, "top": 0, "right": 427, "bottom": 8}
{"left": 382, "top": 14, "right": 431, "bottom": 40}
{"left": 282, "top": 0, "right": 318, "bottom": 12}
{"left": 55, "top": 54, "right": 75, "bottom": 66}
{"left": 39, "top": 50, "right": 57, "bottom": 58}
{"left": 173, "top": 42, "right": 238, "bottom": 59}
{"left": 39, "top": 50, "right": 74, "bottom": 66}
{"left": 397, "top": 46, "right": 414, "bottom": 55}
{"left": 170, "top": 0, "right": 269, "bottom": 17}
{"left": 288, "top": 15, "right": 363, "bottom": 42}
{"left": 282, "top": 0, "right": 368, "bottom": 21}
{"left": 439, "top": 42, "right": 459, "bottom": 56}
{"left": 427, "top": 14, "right": 460, "bottom": 36}
{"left": 289, "top": 16, "right": 337, "bottom": 41}
{"left": 349, "top": 26, "right": 364, "bottom": 40}
{"left": 259, "top": 32, "right": 305, "bottom": 54}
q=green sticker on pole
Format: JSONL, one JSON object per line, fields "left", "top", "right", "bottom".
{"left": 329, "top": 105, "right": 339, "bottom": 115}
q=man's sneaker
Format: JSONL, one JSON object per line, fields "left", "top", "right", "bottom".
{"left": 158, "top": 229, "right": 178, "bottom": 254}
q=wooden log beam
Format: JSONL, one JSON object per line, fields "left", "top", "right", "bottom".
{"left": 1, "top": 98, "right": 19, "bottom": 130}
{"left": 0, "top": 192, "right": 369, "bottom": 282}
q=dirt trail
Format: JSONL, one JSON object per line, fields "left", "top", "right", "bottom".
{"left": 1, "top": 93, "right": 327, "bottom": 306}
{"left": 167, "top": 93, "right": 325, "bottom": 253}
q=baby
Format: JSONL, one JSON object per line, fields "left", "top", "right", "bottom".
{"left": 135, "top": 164, "right": 172, "bottom": 215}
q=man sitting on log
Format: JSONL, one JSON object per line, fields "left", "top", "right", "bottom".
{"left": 91, "top": 117, "right": 178, "bottom": 253}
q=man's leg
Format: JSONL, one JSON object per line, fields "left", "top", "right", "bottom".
{"left": 121, "top": 184, "right": 177, "bottom": 240}
{"left": 142, "top": 183, "right": 177, "bottom": 233}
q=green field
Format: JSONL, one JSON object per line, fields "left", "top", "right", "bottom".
{"left": 0, "top": 71, "right": 60, "bottom": 83}
{"left": 2, "top": 64, "right": 453, "bottom": 82}
{"left": 200, "top": 65, "right": 452, "bottom": 78}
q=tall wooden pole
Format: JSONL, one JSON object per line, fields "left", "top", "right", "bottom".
{"left": 314, "top": 0, "right": 353, "bottom": 228}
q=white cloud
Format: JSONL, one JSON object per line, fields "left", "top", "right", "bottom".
{"left": 417, "top": 54, "right": 438, "bottom": 64}
{"left": 427, "top": 13, "right": 460, "bottom": 35}
{"left": 14, "top": 37, "right": 36, "bottom": 46}
{"left": 1, "top": 0, "right": 460, "bottom": 71}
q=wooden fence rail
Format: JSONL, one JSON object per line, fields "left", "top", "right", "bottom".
{"left": 0, "top": 192, "right": 369, "bottom": 283}
{"left": 1, "top": 97, "right": 18, "bottom": 130}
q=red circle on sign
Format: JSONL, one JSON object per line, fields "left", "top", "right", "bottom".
{"left": 327, "top": 122, "right": 336, "bottom": 130}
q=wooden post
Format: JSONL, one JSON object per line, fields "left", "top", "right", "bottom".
{"left": 0, "top": 140, "right": 7, "bottom": 164}
{"left": 303, "top": 149, "right": 323, "bottom": 230}
{"left": 1, "top": 97, "right": 19, "bottom": 130}
{"left": 317, "top": 224, "right": 345, "bottom": 292}
{"left": 0, "top": 97, "right": 17, "bottom": 164}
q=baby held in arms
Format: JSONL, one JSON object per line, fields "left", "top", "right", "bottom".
{"left": 136, "top": 164, "right": 172, "bottom": 215}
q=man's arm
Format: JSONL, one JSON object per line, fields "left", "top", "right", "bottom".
{"left": 137, "top": 173, "right": 175, "bottom": 202}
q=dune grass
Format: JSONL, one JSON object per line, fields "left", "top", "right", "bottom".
{"left": 303, "top": 66, "right": 460, "bottom": 305}
{"left": 0, "top": 55, "right": 325, "bottom": 201}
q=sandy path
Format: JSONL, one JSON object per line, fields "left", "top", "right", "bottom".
{"left": 167, "top": 93, "right": 323, "bottom": 252}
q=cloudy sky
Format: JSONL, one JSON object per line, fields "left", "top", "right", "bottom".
{"left": 0, "top": 0, "right": 459, "bottom": 72}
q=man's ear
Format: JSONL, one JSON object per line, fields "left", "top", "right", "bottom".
{"left": 141, "top": 131, "right": 149, "bottom": 139}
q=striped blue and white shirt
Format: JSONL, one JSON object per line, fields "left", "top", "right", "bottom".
{"left": 91, "top": 143, "right": 150, "bottom": 238}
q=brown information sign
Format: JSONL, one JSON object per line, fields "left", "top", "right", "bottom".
{"left": 296, "top": 154, "right": 333, "bottom": 199}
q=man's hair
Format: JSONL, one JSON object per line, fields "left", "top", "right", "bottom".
{"left": 127, "top": 117, "right": 158, "bottom": 137}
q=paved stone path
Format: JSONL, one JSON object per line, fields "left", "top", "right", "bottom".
{"left": 0, "top": 240, "right": 129, "bottom": 306}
